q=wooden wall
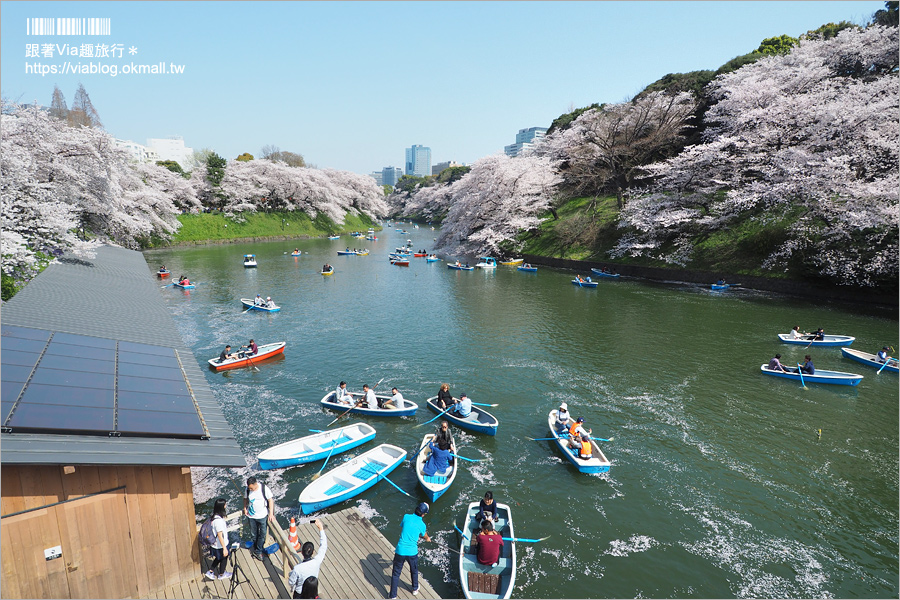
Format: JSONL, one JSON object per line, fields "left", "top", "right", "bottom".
{"left": 1, "top": 465, "right": 198, "bottom": 599}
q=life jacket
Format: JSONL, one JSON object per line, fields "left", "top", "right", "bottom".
{"left": 580, "top": 440, "right": 592, "bottom": 459}
{"left": 569, "top": 422, "right": 580, "bottom": 437}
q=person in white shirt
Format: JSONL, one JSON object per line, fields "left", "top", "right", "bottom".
{"left": 789, "top": 326, "right": 806, "bottom": 340}
{"left": 254, "top": 294, "right": 265, "bottom": 306}
{"left": 555, "top": 403, "right": 571, "bottom": 433}
{"left": 288, "top": 519, "right": 328, "bottom": 598}
{"left": 357, "top": 384, "right": 378, "bottom": 410}
{"left": 382, "top": 387, "right": 404, "bottom": 410}
{"left": 244, "top": 477, "right": 275, "bottom": 560}
{"left": 205, "top": 498, "right": 232, "bottom": 581}
{"left": 266, "top": 296, "right": 276, "bottom": 309}
{"left": 334, "top": 381, "right": 353, "bottom": 405}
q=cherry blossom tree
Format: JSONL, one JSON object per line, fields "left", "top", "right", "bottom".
{"left": 616, "top": 25, "right": 898, "bottom": 286}
{"left": 433, "top": 153, "right": 562, "bottom": 256}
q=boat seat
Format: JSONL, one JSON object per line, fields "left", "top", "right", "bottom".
{"left": 323, "top": 482, "right": 350, "bottom": 496}
{"left": 319, "top": 434, "right": 350, "bottom": 449}
{"left": 351, "top": 460, "right": 385, "bottom": 480}
{"left": 422, "top": 475, "right": 448, "bottom": 485}
{"left": 462, "top": 554, "right": 510, "bottom": 576}
{"left": 467, "top": 572, "right": 502, "bottom": 596}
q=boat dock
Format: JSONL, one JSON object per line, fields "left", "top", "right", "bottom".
{"left": 142, "top": 507, "right": 441, "bottom": 599}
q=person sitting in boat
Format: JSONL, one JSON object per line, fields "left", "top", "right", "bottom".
{"left": 568, "top": 417, "right": 592, "bottom": 440}
{"left": 254, "top": 294, "right": 265, "bottom": 306}
{"left": 877, "top": 346, "right": 893, "bottom": 363}
{"left": 576, "top": 275, "right": 585, "bottom": 283}
{"left": 789, "top": 325, "right": 807, "bottom": 340}
{"left": 178, "top": 275, "right": 190, "bottom": 285}
{"left": 436, "top": 383, "right": 453, "bottom": 410}
{"left": 475, "top": 520, "right": 504, "bottom": 567}
{"left": 578, "top": 434, "right": 594, "bottom": 460}
{"left": 716, "top": 278, "right": 726, "bottom": 285}
{"left": 767, "top": 353, "right": 789, "bottom": 373}
{"left": 555, "top": 403, "right": 571, "bottom": 433}
{"left": 334, "top": 381, "right": 354, "bottom": 406}
{"left": 435, "top": 420, "right": 455, "bottom": 458}
{"left": 452, "top": 393, "right": 472, "bottom": 418}
{"left": 812, "top": 327, "right": 825, "bottom": 341}
{"left": 801, "top": 355, "right": 815, "bottom": 375}
{"left": 476, "top": 491, "right": 498, "bottom": 524}
{"left": 293, "top": 248, "right": 300, "bottom": 254}
{"left": 218, "top": 345, "right": 236, "bottom": 363}
{"left": 422, "top": 438, "right": 452, "bottom": 477}
{"left": 568, "top": 431, "right": 583, "bottom": 451}
{"left": 266, "top": 296, "right": 276, "bottom": 309}
{"left": 455, "top": 260, "right": 461, "bottom": 267}
{"left": 356, "top": 384, "right": 378, "bottom": 410}
{"left": 159, "top": 265, "right": 167, "bottom": 273}
{"left": 239, "top": 339, "right": 258, "bottom": 358}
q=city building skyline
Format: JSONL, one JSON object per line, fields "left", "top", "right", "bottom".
{"left": 405, "top": 145, "right": 432, "bottom": 178}
{"left": 504, "top": 126, "right": 548, "bottom": 157}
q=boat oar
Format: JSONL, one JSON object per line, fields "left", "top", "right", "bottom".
{"left": 797, "top": 363, "right": 808, "bottom": 390}
{"left": 454, "top": 524, "right": 469, "bottom": 540}
{"left": 243, "top": 349, "right": 259, "bottom": 372}
{"left": 418, "top": 404, "right": 453, "bottom": 427}
{"left": 311, "top": 438, "right": 339, "bottom": 481}
{"left": 470, "top": 402, "right": 498, "bottom": 407}
{"left": 370, "top": 464, "right": 413, "bottom": 498}
{"left": 326, "top": 403, "right": 357, "bottom": 428}
{"left": 430, "top": 540, "right": 462, "bottom": 554}
{"left": 409, "top": 437, "right": 433, "bottom": 463}
{"left": 502, "top": 535, "right": 550, "bottom": 543}
{"left": 449, "top": 453, "right": 480, "bottom": 462}
{"left": 876, "top": 357, "right": 897, "bottom": 374}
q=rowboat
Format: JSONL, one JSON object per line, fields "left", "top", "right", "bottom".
{"left": 458, "top": 501, "right": 515, "bottom": 600}
{"left": 759, "top": 364, "right": 863, "bottom": 386}
{"left": 322, "top": 267, "right": 334, "bottom": 276}
{"left": 546, "top": 410, "right": 610, "bottom": 474}
{"left": 499, "top": 259, "right": 523, "bottom": 266}
{"left": 425, "top": 396, "right": 498, "bottom": 435}
{"left": 257, "top": 423, "right": 376, "bottom": 470}
{"left": 413, "top": 253, "right": 428, "bottom": 257}
{"left": 710, "top": 284, "right": 730, "bottom": 290}
{"left": 476, "top": 257, "right": 497, "bottom": 269}
{"left": 426, "top": 255, "right": 441, "bottom": 262}
{"left": 243, "top": 254, "right": 257, "bottom": 268}
{"left": 840, "top": 348, "right": 899, "bottom": 373}
{"left": 393, "top": 248, "right": 412, "bottom": 256}
{"left": 355, "top": 250, "right": 369, "bottom": 256}
{"left": 590, "top": 268, "right": 620, "bottom": 279}
{"left": 366, "top": 235, "right": 377, "bottom": 241}
{"left": 414, "top": 433, "right": 457, "bottom": 502}
{"left": 337, "top": 250, "right": 356, "bottom": 255}
{"left": 157, "top": 270, "right": 170, "bottom": 278}
{"left": 777, "top": 333, "right": 855, "bottom": 347}
{"left": 174, "top": 281, "right": 195, "bottom": 289}
{"left": 298, "top": 444, "right": 407, "bottom": 514}
{"left": 240, "top": 298, "right": 281, "bottom": 312}
{"left": 517, "top": 264, "right": 537, "bottom": 273}
{"left": 328, "top": 235, "right": 340, "bottom": 240}
{"left": 207, "top": 341, "right": 286, "bottom": 371}
{"left": 571, "top": 278, "right": 598, "bottom": 288}
{"left": 291, "top": 251, "right": 301, "bottom": 256}
{"left": 448, "top": 263, "right": 475, "bottom": 271}
{"left": 391, "top": 259, "right": 410, "bottom": 266}
{"left": 320, "top": 391, "right": 419, "bottom": 417}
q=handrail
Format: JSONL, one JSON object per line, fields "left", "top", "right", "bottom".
{"left": 268, "top": 516, "right": 301, "bottom": 579}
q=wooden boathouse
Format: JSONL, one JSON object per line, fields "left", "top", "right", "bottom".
{"left": 1, "top": 246, "right": 442, "bottom": 599}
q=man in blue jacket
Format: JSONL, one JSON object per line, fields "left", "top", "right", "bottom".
{"left": 389, "top": 502, "right": 431, "bottom": 599}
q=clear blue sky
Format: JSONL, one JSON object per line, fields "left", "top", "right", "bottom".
{"left": 1, "top": 1, "right": 883, "bottom": 174}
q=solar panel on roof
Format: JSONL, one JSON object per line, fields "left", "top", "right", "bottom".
{"left": 1, "top": 326, "right": 207, "bottom": 440}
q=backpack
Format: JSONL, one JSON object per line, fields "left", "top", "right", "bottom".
{"left": 199, "top": 516, "right": 218, "bottom": 548}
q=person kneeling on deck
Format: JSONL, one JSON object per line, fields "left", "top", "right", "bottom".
{"left": 389, "top": 502, "right": 431, "bottom": 600}
{"left": 289, "top": 519, "right": 328, "bottom": 599}
{"left": 475, "top": 520, "right": 504, "bottom": 567}
{"left": 453, "top": 393, "right": 472, "bottom": 418}
{"left": 422, "top": 438, "right": 452, "bottom": 477}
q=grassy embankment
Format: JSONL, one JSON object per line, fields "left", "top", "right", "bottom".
{"left": 519, "top": 196, "right": 800, "bottom": 277}
{"left": 165, "top": 210, "right": 376, "bottom": 245}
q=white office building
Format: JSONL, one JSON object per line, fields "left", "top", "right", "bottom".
{"left": 146, "top": 136, "right": 194, "bottom": 169}
{"left": 369, "top": 171, "right": 384, "bottom": 185}
{"left": 115, "top": 139, "right": 159, "bottom": 163}
{"left": 503, "top": 127, "right": 548, "bottom": 157}
{"left": 405, "top": 145, "right": 432, "bottom": 177}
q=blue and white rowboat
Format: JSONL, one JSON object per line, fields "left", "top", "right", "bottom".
{"left": 447, "top": 263, "right": 475, "bottom": 271}
{"left": 517, "top": 264, "right": 537, "bottom": 273}
{"left": 415, "top": 433, "right": 457, "bottom": 502}
{"left": 777, "top": 333, "right": 855, "bottom": 347}
{"left": 759, "top": 364, "right": 863, "bottom": 386}
{"left": 257, "top": 423, "right": 376, "bottom": 470}
{"left": 173, "top": 281, "right": 195, "bottom": 289}
{"left": 298, "top": 444, "right": 406, "bottom": 514}
{"left": 590, "top": 268, "right": 620, "bottom": 279}
{"left": 320, "top": 391, "right": 418, "bottom": 417}
{"left": 546, "top": 410, "right": 610, "bottom": 474}
{"left": 240, "top": 298, "right": 281, "bottom": 312}
{"left": 458, "top": 501, "right": 516, "bottom": 599}
{"left": 425, "top": 396, "right": 498, "bottom": 436}
{"left": 571, "top": 278, "right": 598, "bottom": 288}
{"left": 840, "top": 348, "right": 898, "bottom": 373}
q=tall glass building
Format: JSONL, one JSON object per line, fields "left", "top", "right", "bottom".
{"left": 503, "top": 127, "right": 548, "bottom": 157}
{"left": 405, "top": 145, "right": 432, "bottom": 177}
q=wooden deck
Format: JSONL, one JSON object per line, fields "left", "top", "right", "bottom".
{"left": 141, "top": 508, "right": 441, "bottom": 599}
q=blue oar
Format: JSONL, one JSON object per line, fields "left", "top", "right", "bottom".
{"left": 471, "top": 402, "right": 498, "bottom": 407}
{"left": 528, "top": 433, "right": 614, "bottom": 442}
{"left": 502, "top": 535, "right": 550, "bottom": 543}
{"left": 797, "top": 363, "right": 808, "bottom": 390}
{"left": 419, "top": 404, "right": 453, "bottom": 427}
{"left": 367, "top": 461, "right": 414, "bottom": 498}
{"left": 454, "top": 524, "right": 469, "bottom": 540}
{"left": 877, "top": 357, "right": 897, "bottom": 374}
{"left": 449, "top": 453, "right": 480, "bottom": 462}
{"left": 311, "top": 437, "right": 339, "bottom": 481}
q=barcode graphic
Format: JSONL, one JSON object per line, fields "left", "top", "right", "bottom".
{"left": 26, "top": 18, "right": 111, "bottom": 36}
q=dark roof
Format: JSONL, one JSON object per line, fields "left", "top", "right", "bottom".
{"left": 1, "top": 245, "right": 246, "bottom": 468}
